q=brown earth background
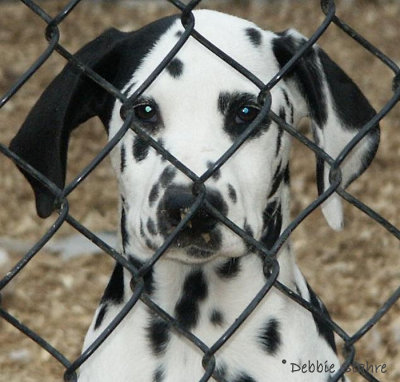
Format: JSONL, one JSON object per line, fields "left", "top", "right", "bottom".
{"left": 0, "top": 0, "right": 399, "bottom": 381}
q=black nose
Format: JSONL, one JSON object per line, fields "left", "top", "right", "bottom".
{"left": 159, "top": 186, "right": 226, "bottom": 235}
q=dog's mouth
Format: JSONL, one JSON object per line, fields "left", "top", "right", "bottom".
{"left": 171, "top": 226, "right": 222, "bottom": 257}
{"left": 154, "top": 207, "right": 223, "bottom": 260}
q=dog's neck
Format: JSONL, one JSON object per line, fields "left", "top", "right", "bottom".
{"left": 123, "top": 243, "right": 298, "bottom": 331}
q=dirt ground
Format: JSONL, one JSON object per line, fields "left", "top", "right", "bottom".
{"left": 0, "top": 0, "right": 399, "bottom": 381}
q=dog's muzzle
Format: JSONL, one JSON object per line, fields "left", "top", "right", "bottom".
{"left": 157, "top": 185, "right": 225, "bottom": 257}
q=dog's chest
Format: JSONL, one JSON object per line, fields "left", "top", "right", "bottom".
{"left": 80, "top": 256, "right": 341, "bottom": 381}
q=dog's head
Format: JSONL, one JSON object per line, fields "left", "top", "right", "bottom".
{"left": 10, "top": 10, "right": 379, "bottom": 264}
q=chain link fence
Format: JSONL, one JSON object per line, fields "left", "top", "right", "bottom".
{"left": 1, "top": 0, "right": 400, "bottom": 381}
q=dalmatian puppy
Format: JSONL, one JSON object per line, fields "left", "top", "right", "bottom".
{"left": 10, "top": 10, "right": 379, "bottom": 382}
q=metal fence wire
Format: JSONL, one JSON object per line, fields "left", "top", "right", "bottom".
{"left": 1, "top": 0, "right": 400, "bottom": 381}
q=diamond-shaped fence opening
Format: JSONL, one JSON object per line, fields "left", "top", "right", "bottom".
{"left": 0, "top": 1, "right": 399, "bottom": 381}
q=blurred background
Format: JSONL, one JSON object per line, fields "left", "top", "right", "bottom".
{"left": 0, "top": 0, "right": 399, "bottom": 381}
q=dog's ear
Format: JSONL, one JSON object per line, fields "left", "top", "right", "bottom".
{"left": 9, "top": 28, "right": 130, "bottom": 218}
{"left": 272, "top": 29, "right": 380, "bottom": 230}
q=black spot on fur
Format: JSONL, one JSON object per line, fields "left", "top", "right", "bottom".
{"left": 258, "top": 318, "right": 281, "bottom": 355}
{"left": 133, "top": 135, "right": 150, "bottom": 162}
{"left": 282, "top": 89, "right": 294, "bottom": 124}
{"left": 94, "top": 304, "right": 108, "bottom": 330}
{"left": 153, "top": 367, "right": 164, "bottom": 382}
{"left": 120, "top": 144, "right": 126, "bottom": 172}
{"left": 218, "top": 92, "right": 231, "bottom": 114}
{"left": 147, "top": 218, "right": 157, "bottom": 236}
{"left": 276, "top": 126, "right": 284, "bottom": 156}
{"left": 149, "top": 183, "right": 160, "bottom": 206}
{"left": 207, "top": 161, "right": 221, "bottom": 180}
{"left": 147, "top": 318, "right": 170, "bottom": 356}
{"left": 233, "top": 373, "right": 257, "bottom": 382}
{"left": 166, "top": 58, "right": 184, "bottom": 78}
{"left": 283, "top": 164, "right": 290, "bottom": 184}
{"left": 243, "top": 219, "right": 256, "bottom": 252}
{"left": 268, "top": 163, "right": 284, "bottom": 198}
{"left": 276, "top": 107, "right": 286, "bottom": 155}
{"left": 307, "top": 283, "right": 337, "bottom": 352}
{"left": 121, "top": 205, "right": 129, "bottom": 250}
{"left": 140, "top": 220, "right": 145, "bottom": 237}
{"left": 245, "top": 27, "right": 262, "bottom": 47}
{"left": 129, "top": 255, "right": 154, "bottom": 295}
{"left": 228, "top": 184, "right": 237, "bottom": 203}
{"left": 174, "top": 270, "right": 208, "bottom": 329}
{"left": 210, "top": 309, "right": 224, "bottom": 326}
{"left": 290, "top": 104, "right": 294, "bottom": 123}
{"left": 216, "top": 257, "right": 241, "bottom": 279}
{"left": 100, "top": 262, "right": 124, "bottom": 304}
{"left": 282, "top": 88, "right": 294, "bottom": 123}
{"left": 282, "top": 88, "right": 290, "bottom": 107}
{"left": 175, "top": 30, "right": 183, "bottom": 38}
{"left": 160, "top": 166, "right": 176, "bottom": 187}
{"left": 261, "top": 201, "right": 282, "bottom": 250}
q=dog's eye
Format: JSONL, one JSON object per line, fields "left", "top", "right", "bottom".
{"left": 134, "top": 104, "right": 158, "bottom": 123}
{"left": 235, "top": 105, "right": 260, "bottom": 124}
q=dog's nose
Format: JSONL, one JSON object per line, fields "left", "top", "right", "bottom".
{"left": 161, "top": 186, "right": 225, "bottom": 234}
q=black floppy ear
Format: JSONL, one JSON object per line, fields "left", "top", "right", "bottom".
{"left": 9, "top": 28, "right": 130, "bottom": 218}
{"left": 272, "top": 29, "right": 380, "bottom": 230}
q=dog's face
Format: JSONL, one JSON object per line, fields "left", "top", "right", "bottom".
{"left": 110, "top": 13, "right": 291, "bottom": 262}
{"left": 10, "top": 10, "right": 379, "bottom": 264}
